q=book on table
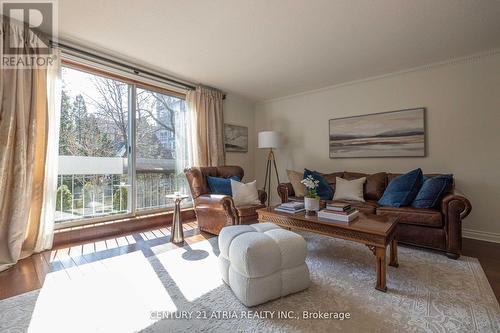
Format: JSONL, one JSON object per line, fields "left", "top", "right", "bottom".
{"left": 326, "top": 202, "right": 352, "bottom": 212}
{"left": 275, "top": 201, "right": 305, "bottom": 214}
{"left": 318, "top": 209, "right": 359, "bottom": 222}
{"left": 274, "top": 207, "right": 306, "bottom": 214}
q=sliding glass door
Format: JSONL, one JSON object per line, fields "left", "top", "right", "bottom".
{"left": 55, "top": 64, "right": 190, "bottom": 227}
{"left": 56, "top": 66, "right": 132, "bottom": 223}
{"left": 135, "top": 87, "right": 189, "bottom": 211}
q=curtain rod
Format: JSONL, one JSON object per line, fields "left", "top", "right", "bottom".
{"left": 50, "top": 40, "right": 197, "bottom": 91}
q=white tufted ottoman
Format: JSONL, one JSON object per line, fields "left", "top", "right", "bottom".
{"left": 218, "top": 222, "right": 310, "bottom": 307}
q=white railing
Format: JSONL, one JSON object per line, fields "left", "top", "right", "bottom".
{"left": 55, "top": 172, "right": 191, "bottom": 223}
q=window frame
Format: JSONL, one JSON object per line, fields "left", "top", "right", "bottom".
{"left": 55, "top": 59, "right": 189, "bottom": 230}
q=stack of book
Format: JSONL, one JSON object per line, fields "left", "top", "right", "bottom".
{"left": 274, "top": 201, "right": 305, "bottom": 214}
{"left": 318, "top": 202, "right": 359, "bottom": 222}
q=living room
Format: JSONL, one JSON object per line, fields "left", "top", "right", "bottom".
{"left": 1, "top": 1, "right": 499, "bottom": 332}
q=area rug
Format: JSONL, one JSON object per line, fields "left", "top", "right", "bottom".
{"left": 1, "top": 232, "right": 499, "bottom": 333}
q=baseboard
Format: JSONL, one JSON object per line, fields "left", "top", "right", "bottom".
{"left": 463, "top": 228, "right": 500, "bottom": 244}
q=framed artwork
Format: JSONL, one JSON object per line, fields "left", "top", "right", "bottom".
{"left": 224, "top": 124, "right": 248, "bottom": 153}
{"left": 329, "top": 108, "right": 426, "bottom": 158}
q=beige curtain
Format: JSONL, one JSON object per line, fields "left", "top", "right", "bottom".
{"left": 0, "top": 17, "right": 59, "bottom": 272}
{"left": 186, "top": 86, "right": 225, "bottom": 166}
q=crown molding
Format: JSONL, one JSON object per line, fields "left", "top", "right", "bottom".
{"left": 259, "top": 48, "right": 500, "bottom": 105}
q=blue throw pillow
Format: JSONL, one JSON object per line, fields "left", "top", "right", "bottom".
{"left": 303, "top": 169, "right": 333, "bottom": 200}
{"left": 412, "top": 174, "right": 453, "bottom": 209}
{"left": 378, "top": 168, "right": 424, "bottom": 207}
{"left": 207, "top": 175, "right": 241, "bottom": 195}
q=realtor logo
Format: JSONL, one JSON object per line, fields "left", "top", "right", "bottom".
{"left": 1, "top": 0, "right": 57, "bottom": 67}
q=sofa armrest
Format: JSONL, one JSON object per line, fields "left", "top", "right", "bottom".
{"left": 258, "top": 190, "right": 267, "bottom": 205}
{"left": 441, "top": 194, "right": 472, "bottom": 220}
{"left": 277, "top": 183, "right": 294, "bottom": 203}
{"left": 441, "top": 194, "right": 472, "bottom": 258}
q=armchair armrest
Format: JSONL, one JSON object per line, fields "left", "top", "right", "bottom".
{"left": 441, "top": 193, "right": 472, "bottom": 259}
{"left": 258, "top": 190, "right": 267, "bottom": 205}
{"left": 277, "top": 183, "right": 294, "bottom": 203}
{"left": 194, "top": 194, "right": 239, "bottom": 234}
{"left": 195, "top": 194, "right": 236, "bottom": 212}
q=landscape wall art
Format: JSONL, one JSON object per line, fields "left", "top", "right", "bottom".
{"left": 224, "top": 124, "right": 248, "bottom": 152}
{"left": 329, "top": 108, "right": 426, "bottom": 158}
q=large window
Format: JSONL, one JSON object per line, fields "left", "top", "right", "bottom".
{"left": 55, "top": 64, "right": 191, "bottom": 226}
{"left": 135, "top": 87, "right": 188, "bottom": 211}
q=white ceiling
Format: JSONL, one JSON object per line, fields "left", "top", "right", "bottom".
{"left": 58, "top": 0, "right": 500, "bottom": 101}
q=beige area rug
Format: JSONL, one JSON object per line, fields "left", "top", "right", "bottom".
{"left": 1, "top": 232, "right": 499, "bottom": 333}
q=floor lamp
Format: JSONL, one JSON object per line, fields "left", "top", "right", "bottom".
{"left": 258, "top": 131, "right": 282, "bottom": 207}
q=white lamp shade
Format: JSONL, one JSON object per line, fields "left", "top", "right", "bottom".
{"left": 258, "top": 131, "right": 282, "bottom": 149}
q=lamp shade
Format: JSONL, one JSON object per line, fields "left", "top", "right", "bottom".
{"left": 258, "top": 131, "right": 282, "bottom": 149}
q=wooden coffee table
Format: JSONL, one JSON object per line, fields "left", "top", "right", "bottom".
{"left": 257, "top": 207, "right": 399, "bottom": 292}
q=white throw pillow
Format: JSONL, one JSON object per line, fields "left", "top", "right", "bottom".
{"left": 333, "top": 177, "right": 366, "bottom": 202}
{"left": 231, "top": 179, "right": 261, "bottom": 206}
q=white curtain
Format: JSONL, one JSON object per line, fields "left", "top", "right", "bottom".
{"left": 34, "top": 49, "right": 61, "bottom": 252}
{"left": 185, "top": 86, "right": 225, "bottom": 167}
{"left": 0, "top": 17, "right": 60, "bottom": 271}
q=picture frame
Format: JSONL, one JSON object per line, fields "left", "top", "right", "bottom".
{"left": 329, "top": 108, "right": 426, "bottom": 158}
{"left": 224, "top": 124, "right": 248, "bottom": 153}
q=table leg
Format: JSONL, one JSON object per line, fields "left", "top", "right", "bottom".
{"left": 375, "top": 246, "right": 387, "bottom": 292}
{"left": 389, "top": 238, "right": 399, "bottom": 268}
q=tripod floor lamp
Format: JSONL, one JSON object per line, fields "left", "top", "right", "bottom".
{"left": 258, "top": 131, "right": 282, "bottom": 207}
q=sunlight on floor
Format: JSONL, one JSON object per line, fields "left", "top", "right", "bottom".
{"left": 152, "top": 238, "right": 223, "bottom": 302}
{"left": 27, "top": 251, "right": 177, "bottom": 333}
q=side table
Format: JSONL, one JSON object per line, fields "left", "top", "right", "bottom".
{"left": 166, "top": 194, "right": 189, "bottom": 243}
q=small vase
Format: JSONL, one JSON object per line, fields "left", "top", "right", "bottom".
{"left": 304, "top": 197, "right": 320, "bottom": 214}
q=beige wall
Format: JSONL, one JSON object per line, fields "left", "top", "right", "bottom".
{"left": 254, "top": 52, "right": 500, "bottom": 241}
{"left": 223, "top": 94, "right": 256, "bottom": 181}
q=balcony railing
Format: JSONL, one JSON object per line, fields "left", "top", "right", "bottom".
{"left": 55, "top": 172, "right": 192, "bottom": 223}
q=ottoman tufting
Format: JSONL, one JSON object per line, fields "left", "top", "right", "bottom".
{"left": 218, "top": 222, "right": 310, "bottom": 307}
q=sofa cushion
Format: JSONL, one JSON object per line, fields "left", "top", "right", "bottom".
{"left": 344, "top": 172, "right": 387, "bottom": 201}
{"left": 333, "top": 177, "right": 366, "bottom": 202}
{"left": 286, "top": 169, "right": 307, "bottom": 197}
{"left": 207, "top": 175, "right": 241, "bottom": 195}
{"left": 376, "top": 206, "right": 443, "bottom": 227}
{"left": 231, "top": 179, "right": 260, "bottom": 206}
{"left": 412, "top": 174, "right": 453, "bottom": 209}
{"left": 304, "top": 169, "right": 333, "bottom": 200}
{"left": 378, "top": 168, "right": 424, "bottom": 207}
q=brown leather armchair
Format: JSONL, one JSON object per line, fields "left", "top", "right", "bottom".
{"left": 184, "top": 166, "right": 267, "bottom": 235}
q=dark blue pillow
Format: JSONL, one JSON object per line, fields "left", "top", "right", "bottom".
{"left": 207, "top": 175, "right": 241, "bottom": 195}
{"left": 303, "top": 169, "right": 333, "bottom": 200}
{"left": 378, "top": 168, "right": 424, "bottom": 207}
{"left": 412, "top": 174, "right": 453, "bottom": 209}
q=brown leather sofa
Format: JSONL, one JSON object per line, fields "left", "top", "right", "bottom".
{"left": 185, "top": 166, "right": 267, "bottom": 235}
{"left": 278, "top": 171, "right": 472, "bottom": 259}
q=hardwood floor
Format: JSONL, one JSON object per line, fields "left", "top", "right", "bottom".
{"left": 0, "top": 220, "right": 215, "bottom": 301}
{"left": 0, "top": 223, "right": 498, "bottom": 303}
{"left": 462, "top": 237, "right": 500, "bottom": 302}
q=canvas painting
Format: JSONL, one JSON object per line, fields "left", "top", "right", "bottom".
{"left": 224, "top": 124, "right": 248, "bottom": 152}
{"left": 329, "top": 108, "right": 425, "bottom": 158}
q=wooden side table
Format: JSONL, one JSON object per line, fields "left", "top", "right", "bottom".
{"left": 166, "top": 194, "right": 189, "bottom": 243}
